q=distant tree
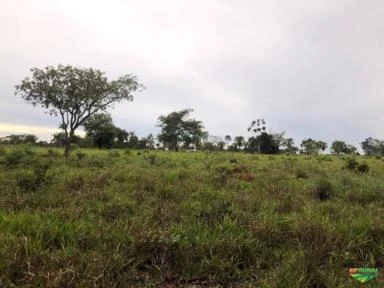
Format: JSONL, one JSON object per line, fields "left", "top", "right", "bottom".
{"left": 217, "top": 141, "right": 226, "bottom": 151}
{"left": 15, "top": 65, "right": 143, "bottom": 157}
{"left": 345, "top": 144, "right": 358, "bottom": 155}
{"left": 115, "top": 128, "right": 129, "bottom": 147}
{"left": 330, "top": 140, "right": 357, "bottom": 155}
{"left": 2, "top": 134, "right": 38, "bottom": 144}
{"left": 280, "top": 137, "right": 298, "bottom": 154}
{"left": 127, "top": 132, "right": 139, "bottom": 149}
{"left": 202, "top": 135, "right": 224, "bottom": 151}
{"left": 82, "top": 113, "right": 117, "bottom": 149}
{"left": 138, "top": 137, "right": 148, "bottom": 149}
{"left": 51, "top": 132, "right": 82, "bottom": 146}
{"left": 146, "top": 133, "right": 155, "bottom": 149}
{"left": 330, "top": 140, "right": 346, "bottom": 155}
{"left": 247, "top": 119, "right": 280, "bottom": 154}
{"left": 361, "top": 137, "right": 384, "bottom": 156}
{"left": 300, "top": 138, "right": 327, "bottom": 154}
{"left": 157, "top": 109, "right": 207, "bottom": 151}
{"left": 224, "top": 135, "right": 232, "bottom": 149}
{"left": 234, "top": 136, "right": 245, "bottom": 151}
{"left": 247, "top": 133, "right": 279, "bottom": 154}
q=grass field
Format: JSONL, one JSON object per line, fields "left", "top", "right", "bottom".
{"left": 0, "top": 145, "right": 384, "bottom": 287}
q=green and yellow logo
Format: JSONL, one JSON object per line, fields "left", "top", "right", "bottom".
{"left": 349, "top": 268, "right": 379, "bottom": 283}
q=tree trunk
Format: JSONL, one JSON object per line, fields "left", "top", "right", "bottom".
{"left": 64, "top": 130, "right": 74, "bottom": 158}
{"left": 64, "top": 141, "right": 70, "bottom": 157}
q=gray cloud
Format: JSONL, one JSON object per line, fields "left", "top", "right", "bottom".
{"left": 1, "top": 0, "right": 383, "bottom": 148}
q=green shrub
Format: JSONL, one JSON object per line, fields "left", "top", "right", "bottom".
{"left": 344, "top": 158, "right": 359, "bottom": 170}
{"left": 314, "top": 179, "right": 334, "bottom": 201}
{"left": 46, "top": 148, "right": 59, "bottom": 157}
{"left": 5, "top": 149, "right": 25, "bottom": 167}
{"left": 357, "top": 163, "right": 369, "bottom": 173}
{"left": 15, "top": 169, "right": 38, "bottom": 192}
{"left": 76, "top": 151, "right": 86, "bottom": 160}
{"left": 343, "top": 158, "right": 370, "bottom": 174}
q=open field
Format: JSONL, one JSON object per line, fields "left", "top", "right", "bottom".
{"left": 0, "top": 146, "right": 384, "bottom": 287}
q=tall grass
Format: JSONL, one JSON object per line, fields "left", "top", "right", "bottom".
{"left": 0, "top": 147, "right": 383, "bottom": 287}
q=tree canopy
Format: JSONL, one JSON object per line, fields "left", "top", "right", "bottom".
{"left": 15, "top": 65, "right": 143, "bottom": 156}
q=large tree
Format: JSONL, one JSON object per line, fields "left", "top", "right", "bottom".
{"left": 157, "top": 109, "right": 207, "bottom": 151}
{"left": 15, "top": 65, "right": 143, "bottom": 156}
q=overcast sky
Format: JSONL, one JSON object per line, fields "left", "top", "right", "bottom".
{"left": 1, "top": 0, "right": 383, "bottom": 147}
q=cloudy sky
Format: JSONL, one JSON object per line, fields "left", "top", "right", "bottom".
{"left": 1, "top": 0, "right": 383, "bottom": 147}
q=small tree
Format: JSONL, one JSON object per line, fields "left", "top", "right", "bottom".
{"left": 15, "top": 65, "right": 143, "bottom": 157}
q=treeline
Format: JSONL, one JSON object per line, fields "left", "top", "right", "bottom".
{"left": 2, "top": 109, "right": 384, "bottom": 156}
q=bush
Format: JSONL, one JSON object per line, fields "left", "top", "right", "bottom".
{"left": 344, "top": 158, "right": 359, "bottom": 170}
{"left": 76, "top": 151, "right": 86, "bottom": 160}
{"left": 46, "top": 148, "right": 59, "bottom": 157}
{"left": 5, "top": 149, "right": 25, "bottom": 167}
{"left": 314, "top": 179, "right": 334, "bottom": 201}
{"left": 357, "top": 163, "right": 369, "bottom": 173}
{"left": 295, "top": 169, "right": 309, "bottom": 179}
{"left": 343, "top": 158, "right": 370, "bottom": 174}
{"left": 15, "top": 169, "right": 38, "bottom": 192}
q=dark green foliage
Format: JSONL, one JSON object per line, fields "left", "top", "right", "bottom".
{"left": 314, "top": 179, "right": 334, "bottom": 201}
{"left": 344, "top": 158, "right": 370, "bottom": 174}
{"left": 247, "top": 133, "right": 279, "bottom": 154}
{"left": 295, "top": 169, "right": 309, "bottom": 179}
{"left": 331, "top": 140, "right": 357, "bottom": 155}
{"left": 76, "top": 151, "right": 86, "bottom": 160}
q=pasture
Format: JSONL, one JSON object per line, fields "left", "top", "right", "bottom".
{"left": 0, "top": 146, "right": 383, "bottom": 287}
